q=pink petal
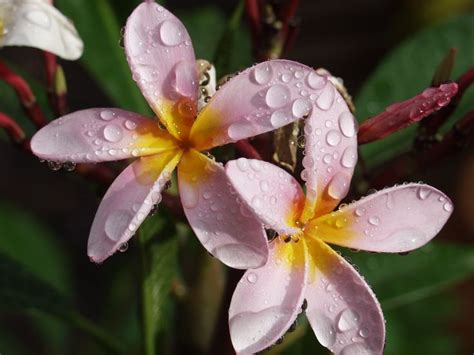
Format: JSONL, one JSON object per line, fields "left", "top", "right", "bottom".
{"left": 226, "top": 158, "right": 305, "bottom": 235}
{"left": 300, "top": 72, "right": 357, "bottom": 222}
{"left": 307, "top": 183, "right": 453, "bottom": 253}
{"left": 190, "top": 60, "right": 329, "bottom": 150}
{"left": 31, "top": 108, "right": 177, "bottom": 163}
{"left": 229, "top": 240, "right": 308, "bottom": 354}
{"left": 124, "top": 2, "right": 198, "bottom": 136}
{"left": 305, "top": 238, "right": 385, "bottom": 355}
{"left": 88, "top": 150, "right": 182, "bottom": 263}
{"left": 178, "top": 150, "right": 268, "bottom": 269}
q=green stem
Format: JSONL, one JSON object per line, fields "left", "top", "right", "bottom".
{"left": 66, "top": 311, "right": 126, "bottom": 354}
{"left": 139, "top": 231, "right": 155, "bottom": 355}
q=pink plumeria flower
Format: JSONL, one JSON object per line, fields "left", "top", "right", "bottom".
{"left": 30, "top": 1, "right": 333, "bottom": 267}
{"left": 225, "top": 90, "right": 453, "bottom": 352}
{"left": 0, "top": 0, "right": 83, "bottom": 60}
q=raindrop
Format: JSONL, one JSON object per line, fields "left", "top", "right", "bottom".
{"left": 337, "top": 308, "right": 360, "bottom": 332}
{"left": 316, "top": 82, "right": 335, "bottom": 110}
{"left": 252, "top": 63, "right": 273, "bottom": 85}
{"left": 118, "top": 242, "right": 129, "bottom": 252}
{"left": 160, "top": 19, "right": 186, "bottom": 46}
{"left": 368, "top": 216, "right": 380, "bottom": 226}
{"left": 354, "top": 207, "right": 365, "bottom": 217}
{"left": 100, "top": 110, "right": 115, "bottom": 121}
{"left": 326, "top": 130, "right": 342, "bottom": 146}
{"left": 341, "top": 146, "right": 357, "bottom": 168}
{"left": 47, "top": 161, "right": 62, "bottom": 171}
{"left": 246, "top": 272, "right": 258, "bottom": 283}
{"left": 105, "top": 210, "right": 131, "bottom": 241}
{"left": 103, "top": 124, "right": 123, "bottom": 143}
{"left": 125, "top": 120, "right": 137, "bottom": 130}
{"left": 260, "top": 180, "right": 269, "bottom": 192}
{"left": 323, "top": 154, "right": 332, "bottom": 164}
{"left": 417, "top": 187, "right": 432, "bottom": 200}
{"left": 281, "top": 73, "right": 291, "bottom": 83}
{"left": 265, "top": 84, "right": 291, "bottom": 108}
{"left": 270, "top": 110, "right": 289, "bottom": 127}
{"left": 443, "top": 202, "right": 453, "bottom": 212}
{"left": 339, "top": 112, "right": 357, "bottom": 137}
{"left": 63, "top": 161, "right": 76, "bottom": 172}
{"left": 306, "top": 71, "right": 325, "bottom": 89}
{"left": 291, "top": 98, "right": 312, "bottom": 118}
{"left": 327, "top": 174, "right": 350, "bottom": 200}
{"left": 236, "top": 158, "right": 248, "bottom": 172}
{"left": 310, "top": 313, "right": 336, "bottom": 347}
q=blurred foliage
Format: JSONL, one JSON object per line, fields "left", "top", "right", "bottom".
{"left": 356, "top": 13, "right": 474, "bottom": 167}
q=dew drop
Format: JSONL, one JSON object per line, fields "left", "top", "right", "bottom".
{"left": 247, "top": 272, "right": 258, "bottom": 283}
{"left": 103, "top": 124, "right": 123, "bottom": 143}
{"left": 270, "top": 110, "right": 290, "bottom": 127}
{"left": 252, "top": 63, "right": 273, "bottom": 85}
{"left": 160, "top": 19, "right": 186, "bottom": 46}
{"left": 327, "top": 173, "right": 350, "bottom": 200}
{"left": 339, "top": 112, "right": 357, "bottom": 137}
{"left": 281, "top": 73, "right": 291, "bottom": 83}
{"left": 417, "top": 186, "right": 432, "bottom": 200}
{"left": 337, "top": 308, "right": 360, "bottom": 332}
{"left": 354, "top": 207, "right": 366, "bottom": 217}
{"left": 105, "top": 210, "right": 132, "bottom": 241}
{"left": 316, "top": 82, "right": 335, "bottom": 110}
{"left": 310, "top": 313, "right": 336, "bottom": 347}
{"left": 100, "top": 110, "right": 115, "bottom": 121}
{"left": 443, "top": 201, "right": 453, "bottom": 212}
{"left": 368, "top": 216, "right": 380, "bottom": 226}
{"left": 306, "top": 71, "right": 325, "bottom": 89}
{"left": 260, "top": 180, "right": 269, "bottom": 192}
{"left": 291, "top": 98, "right": 312, "bottom": 118}
{"left": 118, "top": 242, "right": 129, "bottom": 252}
{"left": 236, "top": 158, "right": 248, "bottom": 172}
{"left": 265, "top": 84, "right": 291, "bottom": 108}
{"left": 125, "top": 119, "right": 137, "bottom": 130}
{"left": 341, "top": 146, "right": 358, "bottom": 168}
{"left": 326, "top": 130, "right": 342, "bottom": 146}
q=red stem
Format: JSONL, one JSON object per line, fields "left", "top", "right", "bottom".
{"left": 0, "top": 111, "right": 26, "bottom": 145}
{"left": 0, "top": 60, "right": 48, "bottom": 128}
{"left": 234, "top": 140, "right": 262, "bottom": 160}
{"left": 43, "top": 52, "right": 67, "bottom": 116}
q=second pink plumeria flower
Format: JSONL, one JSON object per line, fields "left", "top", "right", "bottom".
{"left": 30, "top": 1, "right": 330, "bottom": 267}
{"left": 225, "top": 87, "right": 453, "bottom": 353}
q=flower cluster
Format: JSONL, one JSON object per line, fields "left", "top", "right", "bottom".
{"left": 24, "top": 1, "right": 453, "bottom": 354}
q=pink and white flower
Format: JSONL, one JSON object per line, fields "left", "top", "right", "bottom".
{"left": 0, "top": 0, "right": 83, "bottom": 60}
{"left": 30, "top": 1, "right": 337, "bottom": 268}
{"left": 225, "top": 87, "right": 453, "bottom": 352}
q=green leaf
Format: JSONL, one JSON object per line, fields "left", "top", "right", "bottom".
{"left": 56, "top": 0, "right": 149, "bottom": 114}
{"left": 344, "top": 242, "right": 474, "bottom": 306}
{"left": 355, "top": 13, "right": 474, "bottom": 167}
{"left": 0, "top": 203, "right": 72, "bottom": 295}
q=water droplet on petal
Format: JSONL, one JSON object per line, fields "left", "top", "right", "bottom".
{"left": 354, "top": 207, "right": 366, "bottom": 217}
{"left": 251, "top": 196, "right": 262, "bottom": 208}
{"left": 309, "top": 313, "right": 336, "bottom": 347}
{"left": 417, "top": 186, "right": 432, "bottom": 200}
{"left": 339, "top": 112, "right": 357, "bottom": 137}
{"left": 172, "top": 61, "right": 197, "bottom": 98}
{"left": 327, "top": 173, "right": 350, "bottom": 200}
{"left": 118, "top": 242, "right": 129, "bottom": 252}
{"left": 105, "top": 210, "right": 132, "bottom": 241}
{"left": 292, "top": 98, "right": 312, "bottom": 118}
{"left": 270, "top": 110, "right": 290, "bottom": 127}
{"left": 160, "top": 19, "right": 186, "bottom": 46}
{"left": 307, "top": 71, "right": 326, "bottom": 89}
{"left": 260, "top": 180, "right": 269, "bottom": 192}
{"left": 236, "top": 158, "right": 249, "bottom": 172}
{"left": 103, "top": 124, "right": 123, "bottom": 143}
{"left": 265, "top": 84, "right": 291, "bottom": 108}
{"left": 341, "top": 146, "right": 358, "bottom": 168}
{"left": 326, "top": 130, "right": 342, "bottom": 146}
{"left": 281, "top": 73, "right": 291, "bottom": 83}
{"left": 252, "top": 63, "right": 273, "bottom": 85}
{"left": 337, "top": 308, "right": 360, "bottom": 332}
{"left": 100, "top": 110, "right": 115, "bottom": 121}
{"left": 316, "top": 82, "right": 335, "bottom": 110}
{"left": 246, "top": 272, "right": 258, "bottom": 283}
{"left": 368, "top": 216, "right": 380, "bottom": 226}
{"left": 443, "top": 201, "right": 453, "bottom": 212}
{"left": 125, "top": 120, "right": 137, "bottom": 130}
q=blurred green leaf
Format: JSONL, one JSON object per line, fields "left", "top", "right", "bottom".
{"left": 345, "top": 242, "right": 474, "bottom": 305}
{"left": 356, "top": 13, "right": 474, "bottom": 167}
{"left": 56, "top": 0, "right": 149, "bottom": 114}
{"left": 0, "top": 203, "right": 72, "bottom": 295}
